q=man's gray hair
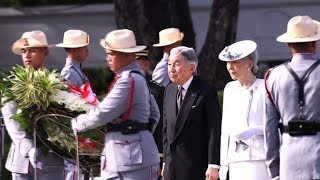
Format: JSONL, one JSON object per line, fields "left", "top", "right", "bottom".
{"left": 170, "top": 46, "right": 198, "bottom": 74}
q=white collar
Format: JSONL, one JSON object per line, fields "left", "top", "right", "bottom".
{"left": 180, "top": 76, "right": 193, "bottom": 91}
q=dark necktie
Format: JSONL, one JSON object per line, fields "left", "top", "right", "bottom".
{"left": 177, "top": 86, "right": 183, "bottom": 111}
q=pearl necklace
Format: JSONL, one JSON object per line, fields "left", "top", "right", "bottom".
{"left": 240, "top": 76, "right": 256, "bottom": 89}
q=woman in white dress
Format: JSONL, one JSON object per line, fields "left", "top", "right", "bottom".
{"left": 218, "top": 40, "right": 269, "bottom": 180}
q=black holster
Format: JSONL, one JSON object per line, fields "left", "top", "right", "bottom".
{"left": 279, "top": 120, "right": 319, "bottom": 136}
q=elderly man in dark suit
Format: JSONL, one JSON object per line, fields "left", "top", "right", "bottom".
{"left": 162, "top": 46, "right": 222, "bottom": 180}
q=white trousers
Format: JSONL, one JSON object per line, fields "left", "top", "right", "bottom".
{"left": 229, "top": 160, "right": 269, "bottom": 180}
{"left": 101, "top": 164, "right": 159, "bottom": 180}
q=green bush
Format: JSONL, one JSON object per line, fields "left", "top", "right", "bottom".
{"left": 84, "top": 67, "right": 114, "bottom": 99}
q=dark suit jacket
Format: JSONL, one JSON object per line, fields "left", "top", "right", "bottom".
{"left": 163, "top": 76, "right": 222, "bottom": 180}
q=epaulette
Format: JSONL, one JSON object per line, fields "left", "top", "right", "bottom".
{"left": 264, "top": 61, "right": 289, "bottom": 80}
{"left": 264, "top": 61, "right": 289, "bottom": 106}
{"left": 264, "top": 68, "right": 274, "bottom": 105}
{"left": 264, "top": 67, "right": 273, "bottom": 81}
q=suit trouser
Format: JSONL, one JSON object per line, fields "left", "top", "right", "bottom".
{"left": 103, "top": 164, "right": 159, "bottom": 180}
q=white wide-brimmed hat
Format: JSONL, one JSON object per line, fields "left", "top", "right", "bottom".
{"left": 56, "top": 29, "right": 89, "bottom": 48}
{"left": 153, "top": 28, "right": 184, "bottom": 47}
{"left": 218, "top": 40, "right": 257, "bottom": 61}
{"left": 135, "top": 49, "right": 149, "bottom": 57}
{"left": 100, "top": 29, "right": 146, "bottom": 53}
{"left": 12, "top": 30, "right": 49, "bottom": 55}
{"left": 135, "top": 49, "right": 149, "bottom": 60}
{"left": 277, "top": 15, "right": 320, "bottom": 43}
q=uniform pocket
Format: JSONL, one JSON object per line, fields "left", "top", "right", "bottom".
{"left": 249, "top": 136, "right": 265, "bottom": 159}
{"left": 113, "top": 134, "right": 142, "bottom": 166}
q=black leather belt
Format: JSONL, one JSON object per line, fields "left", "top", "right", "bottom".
{"left": 106, "top": 121, "right": 151, "bottom": 135}
{"left": 279, "top": 121, "right": 320, "bottom": 136}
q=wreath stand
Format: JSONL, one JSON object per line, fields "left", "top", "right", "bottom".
{"left": 32, "top": 113, "right": 103, "bottom": 180}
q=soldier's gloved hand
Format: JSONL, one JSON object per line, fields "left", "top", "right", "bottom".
{"left": 69, "top": 83, "right": 100, "bottom": 105}
{"left": 80, "top": 83, "right": 100, "bottom": 105}
{"left": 219, "top": 165, "right": 229, "bottom": 180}
{"left": 71, "top": 118, "right": 78, "bottom": 136}
{"left": 235, "top": 126, "right": 263, "bottom": 140}
{"left": 71, "top": 116, "right": 87, "bottom": 133}
{"left": 28, "top": 147, "right": 42, "bottom": 169}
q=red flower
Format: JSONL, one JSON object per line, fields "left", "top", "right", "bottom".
{"left": 78, "top": 136, "right": 98, "bottom": 153}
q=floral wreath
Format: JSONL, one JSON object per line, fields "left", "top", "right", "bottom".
{"left": 0, "top": 66, "right": 104, "bottom": 172}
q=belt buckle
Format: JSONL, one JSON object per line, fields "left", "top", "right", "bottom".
{"left": 288, "top": 120, "right": 317, "bottom": 136}
{"left": 120, "top": 123, "right": 139, "bottom": 135}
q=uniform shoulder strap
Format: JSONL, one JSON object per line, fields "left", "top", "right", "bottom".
{"left": 120, "top": 70, "right": 146, "bottom": 121}
{"left": 70, "top": 66, "right": 88, "bottom": 84}
{"left": 130, "top": 70, "right": 145, "bottom": 78}
{"left": 283, "top": 60, "right": 320, "bottom": 112}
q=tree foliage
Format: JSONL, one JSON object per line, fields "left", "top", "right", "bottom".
{"left": 198, "top": 0, "right": 239, "bottom": 89}
{"left": 114, "top": 0, "right": 195, "bottom": 63}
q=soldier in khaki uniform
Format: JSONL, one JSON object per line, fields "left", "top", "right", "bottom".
{"left": 56, "top": 29, "right": 95, "bottom": 180}
{"left": 265, "top": 15, "right": 320, "bottom": 180}
{"left": 2, "top": 30, "right": 65, "bottom": 180}
{"left": 72, "top": 29, "right": 160, "bottom": 180}
{"left": 56, "top": 29, "right": 90, "bottom": 87}
{"left": 152, "top": 28, "right": 184, "bottom": 87}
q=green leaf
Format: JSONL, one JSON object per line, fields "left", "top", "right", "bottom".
{"left": 11, "top": 111, "right": 33, "bottom": 133}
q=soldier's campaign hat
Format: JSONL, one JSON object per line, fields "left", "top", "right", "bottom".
{"left": 100, "top": 29, "right": 146, "bottom": 53}
{"left": 218, "top": 40, "right": 257, "bottom": 61}
{"left": 277, "top": 15, "right": 320, "bottom": 43}
{"left": 153, "top": 28, "right": 184, "bottom": 47}
{"left": 135, "top": 49, "right": 149, "bottom": 60}
{"left": 56, "top": 29, "right": 89, "bottom": 48}
{"left": 12, "top": 30, "right": 49, "bottom": 55}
